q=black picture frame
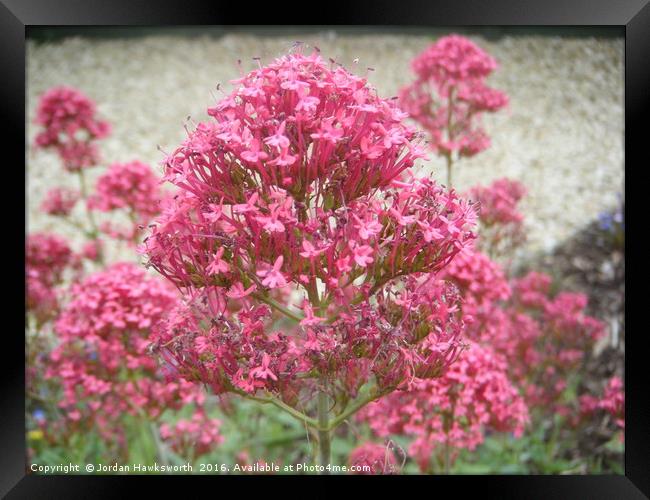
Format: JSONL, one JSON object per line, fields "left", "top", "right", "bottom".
{"left": 5, "top": 1, "right": 645, "bottom": 497}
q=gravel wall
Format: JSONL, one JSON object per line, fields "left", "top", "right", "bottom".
{"left": 26, "top": 32, "right": 624, "bottom": 261}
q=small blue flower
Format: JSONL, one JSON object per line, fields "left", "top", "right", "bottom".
{"left": 33, "top": 409, "right": 45, "bottom": 421}
{"left": 598, "top": 213, "right": 613, "bottom": 231}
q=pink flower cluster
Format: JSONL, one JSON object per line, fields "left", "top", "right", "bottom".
{"left": 46, "top": 263, "right": 204, "bottom": 446}
{"left": 468, "top": 178, "right": 527, "bottom": 255}
{"left": 150, "top": 275, "right": 466, "bottom": 400}
{"left": 358, "top": 207, "right": 607, "bottom": 469}
{"left": 160, "top": 410, "right": 224, "bottom": 457}
{"left": 348, "top": 442, "right": 399, "bottom": 475}
{"left": 439, "top": 250, "right": 537, "bottom": 384}
{"left": 510, "top": 276, "right": 605, "bottom": 412}
{"left": 445, "top": 248, "right": 604, "bottom": 415}
{"left": 143, "top": 52, "right": 477, "bottom": 403}
{"left": 34, "top": 86, "right": 110, "bottom": 171}
{"left": 443, "top": 247, "right": 604, "bottom": 415}
{"left": 89, "top": 160, "right": 163, "bottom": 219}
{"left": 579, "top": 377, "right": 624, "bottom": 434}
{"left": 26, "top": 233, "right": 76, "bottom": 324}
{"left": 40, "top": 187, "right": 81, "bottom": 217}
{"left": 358, "top": 342, "right": 529, "bottom": 472}
{"left": 411, "top": 35, "right": 498, "bottom": 85}
{"left": 399, "top": 35, "right": 508, "bottom": 158}
{"left": 438, "top": 182, "right": 604, "bottom": 419}
{"left": 88, "top": 160, "right": 166, "bottom": 242}
{"left": 26, "top": 232, "right": 75, "bottom": 288}
{"left": 439, "top": 247, "right": 511, "bottom": 308}
{"left": 470, "top": 178, "right": 526, "bottom": 227}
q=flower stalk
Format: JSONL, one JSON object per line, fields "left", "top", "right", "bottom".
{"left": 317, "top": 388, "right": 331, "bottom": 473}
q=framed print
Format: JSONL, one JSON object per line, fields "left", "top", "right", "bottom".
{"left": 3, "top": 0, "right": 646, "bottom": 497}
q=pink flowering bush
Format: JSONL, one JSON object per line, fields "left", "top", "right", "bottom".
{"left": 31, "top": 87, "right": 168, "bottom": 266}
{"left": 142, "top": 51, "right": 477, "bottom": 467}
{"left": 28, "top": 84, "right": 227, "bottom": 468}
{"left": 441, "top": 243, "right": 605, "bottom": 418}
{"left": 399, "top": 35, "right": 508, "bottom": 186}
{"left": 32, "top": 86, "right": 110, "bottom": 260}
{"left": 44, "top": 263, "right": 205, "bottom": 457}
{"left": 509, "top": 274, "right": 606, "bottom": 414}
{"left": 358, "top": 342, "right": 529, "bottom": 472}
{"left": 34, "top": 86, "right": 110, "bottom": 172}
{"left": 353, "top": 173, "right": 612, "bottom": 472}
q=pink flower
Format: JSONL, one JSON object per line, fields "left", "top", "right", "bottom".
{"left": 300, "top": 302, "right": 326, "bottom": 327}
{"left": 206, "top": 247, "right": 230, "bottom": 275}
{"left": 43, "top": 263, "right": 205, "bottom": 448}
{"left": 299, "top": 240, "right": 326, "bottom": 259}
{"left": 250, "top": 353, "right": 278, "bottom": 381}
{"left": 268, "top": 147, "right": 297, "bottom": 167}
{"left": 351, "top": 244, "right": 374, "bottom": 268}
{"left": 310, "top": 117, "right": 344, "bottom": 144}
{"left": 233, "top": 192, "right": 259, "bottom": 214}
{"left": 353, "top": 215, "right": 383, "bottom": 240}
{"left": 388, "top": 207, "right": 417, "bottom": 226}
{"left": 257, "top": 256, "right": 287, "bottom": 289}
{"left": 467, "top": 178, "right": 527, "bottom": 255}
{"left": 88, "top": 160, "right": 166, "bottom": 243}
{"left": 88, "top": 160, "right": 163, "bottom": 219}
{"left": 336, "top": 255, "right": 352, "bottom": 273}
{"left": 264, "top": 121, "right": 290, "bottom": 149}
{"left": 226, "top": 282, "right": 257, "bottom": 299}
{"left": 204, "top": 201, "right": 225, "bottom": 222}
{"left": 241, "top": 138, "right": 269, "bottom": 163}
{"left": 256, "top": 210, "right": 286, "bottom": 233}
{"left": 160, "top": 411, "right": 224, "bottom": 458}
{"left": 26, "top": 232, "right": 74, "bottom": 289}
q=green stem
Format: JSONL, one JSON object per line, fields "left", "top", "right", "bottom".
{"left": 445, "top": 86, "right": 455, "bottom": 189}
{"left": 232, "top": 388, "right": 318, "bottom": 428}
{"left": 242, "top": 430, "right": 308, "bottom": 448}
{"left": 317, "top": 388, "right": 331, "bottom": 474}
{"left": 252, "top": 293, "right": 303, "bottom": 323}
{"left": 149, "top": 422, "right": 171, "bottom": 466}
{"left": 444, "top": 436, "right": 451, "bottom": 475}
{"left": 128, "top": 209, "right": 140, "bottom": 245}
{"left": 59, "top": 216, "right": 96, "bottom": 239}
{"left": 77, "top": 170, "right": 99, "bottom": 238}
{"left": 326, "top": 387, "right": 389, "bottom": 432}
